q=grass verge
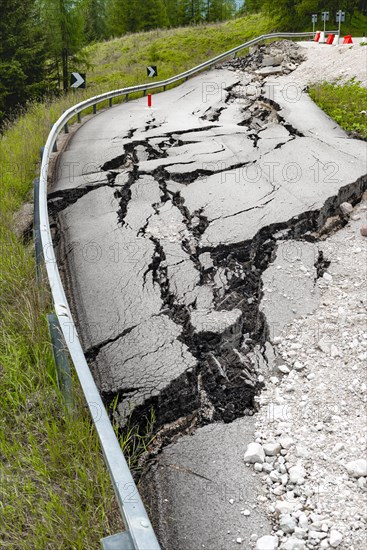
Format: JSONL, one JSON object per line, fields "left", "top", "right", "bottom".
{"left": 0, "top": 228, "right": 123, "bottom": 547}
{"left": 309, "top": 80, "right": 367, "bottom": 139}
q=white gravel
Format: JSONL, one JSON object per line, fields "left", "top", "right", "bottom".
{"left": 246, "top": 196, "right": 367, "bottom": 549}
{"left": 240, "top": 41, "right": 366, "bottom": 550}
{"left": 287, "top": 41, "right": 367, "bottom": 87}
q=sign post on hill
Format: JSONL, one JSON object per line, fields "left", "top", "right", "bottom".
{"left": 70, "top": 72, "right": 86, "bottom": 89}
{"left": 322, "top": 12, "right": 329, "bottom": 34}
{"left": 147, "top": 66, "right": 158, "bottom": 78}
{"left": 312, "top": 14, "right": 318, "bottom": 35}
{"left": 336, "top": 11, "right": 345, "bottom": 44}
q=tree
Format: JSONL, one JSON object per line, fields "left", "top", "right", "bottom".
{"left": 82, "top": 0, "right": 108, "bottom": 41}
{"left": 107, "top": 0, "right": 169, "bottom": 35}
{"left": 242, "top": 0, "right": 263, "bottom": 13}
{"left": 138, "top": 0, "right": 169, "bottom": 30}
{"left": 207, "top": 0, "right": 237, "bottom": 21}
{"left": 179, "top": 0, "right": 206, "bottom": 24}
{"left": 0, "top": 0, "right": 48, "bottom": 122}
{"left": 164, "top": 0, "right": 182, "bottom": 25}
{"left": 38, "top": 0, "right": 85, "bottom": 91}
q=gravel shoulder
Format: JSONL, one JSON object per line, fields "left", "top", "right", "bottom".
{"left": 241, "top": 41, "right": 367, "bottom": 550}
{"left": 288, "top": 42, "right": 367, "bottom": 87}
{"left": 248, "top": 197, "right": 367, "bottom": 550}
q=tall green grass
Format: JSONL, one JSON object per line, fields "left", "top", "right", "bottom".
{"left": 309, "top": 79, "right": 367, "bottom": 139}
{"left": 86, "top": 13, "right": 274, "bottom": 90}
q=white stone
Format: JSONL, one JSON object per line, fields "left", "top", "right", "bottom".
{"left": 331, "top": 442, "right": 344, "bottom": 454}
{"left": 279, "top": 513, "right": 297, "bottom": 533}
{"left": 329, "top": 530, "right": 343, "bottom": 547}
{"left": 279, "top": 437, "right": 294, "bottom": 450}
{"left": 289, "top": 464, "right": 307, "bottom": 484}
{"left": 244, "top": 442, "right": 265, "bottom": 464}
{"left": 323, "top": 272, "right": 333, "bottom": 282}
{"left": 282, "top": 538, "right": 306, "bottom": 550}
{"left": 357, "top": 477, "right": 366, "bottom": 489}
{"left": 263, "top": 442, "right": 282, "bottom": 456}
{"left": 275, "top": 500, "right": 296, "bottom": 515}
{"left": 278, "top": 364, "right": 290, "bottom": 374}
{"left": 270, "top": 470, "right": 280, "bottom": 482}
{"left": 294, "top": 527, "right": 308, "bottom": 539}
{"left": 255, "top": 535, "right": 279, "bottom": 550}
{"left": 298, "top": 513, "right": 308, "bottom": 530}
{"left": 318, "top": 339, "right": 330, "bottom": 354}
{"left": 339, "top": 202, "right": 353, "bottom": 216}
{"left": 345, "top": 459, "right": 367, "bottom": 478}
{"left": 296, "top": 446, "right": 309, "bottom": 458}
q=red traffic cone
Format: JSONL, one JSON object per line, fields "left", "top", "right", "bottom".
{"left": 314, "top": 31, "right": 321, "bottom": 42}
{"left": 342, "top": 35, "right": 353, "bottom": 44}
{"left": 326, "top": 33, "right": 335, "bottom": 45}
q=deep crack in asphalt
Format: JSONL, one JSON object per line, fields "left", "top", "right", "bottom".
{"left": 50, "top": 40, "right": 367, "bottom": 465}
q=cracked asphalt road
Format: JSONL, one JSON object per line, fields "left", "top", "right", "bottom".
{"left": 50, "top": 42, "right": 367, "bottom": 549}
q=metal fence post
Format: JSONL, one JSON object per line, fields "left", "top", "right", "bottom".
{"left": 47, "top": 313, "right": 74, "bottom": 413}
{"left": 33, "top": 177, "right": 44, "bottom": 283}
{"left": 101, "top": 532, "right": 135, "bottom": 550}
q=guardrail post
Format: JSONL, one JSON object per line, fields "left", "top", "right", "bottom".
{"left": 101, "top": 532, "right": 134, "bottom": 550}
{"left": 50, "top": 125, "right": 58, "bottom": 152}
{"left": 33, "top": 177, "right": 43, "bottom": 283}
{"left": 109, "top": 98, "right": 113, "bottom": 107}
{"left": 62, "top": 111, "right": 69, "bottom": 134}
{"left": 47, "top": 313, "right": 74, "bottom": 413}
{"left": 125, "top": 94, "right": 129, "bottom": 102}
{"left": 93, "top": 104, "right": 97, "bottom": 114}
{"left": 77, "top": 112, "right": 82, "bottom": 123}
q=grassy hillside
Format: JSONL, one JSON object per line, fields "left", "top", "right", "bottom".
{"left": 87, "top": 13, "right": 274, "bottom": 89}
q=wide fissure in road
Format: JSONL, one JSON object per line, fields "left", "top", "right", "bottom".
{"left": 50, "top": 41, "right": 366, "bottom": 549}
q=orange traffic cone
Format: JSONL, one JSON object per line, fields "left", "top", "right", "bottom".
{"left": 314, "top": 31, "right": 321, "bottom": 42}
{"left": 326, "top": 33, "right": 335, "bottom": 45}
{"left": 342, "top": 35, "right": 353, "bottom": 44}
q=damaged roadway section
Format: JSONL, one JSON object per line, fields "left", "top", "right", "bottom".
{"left": 50, "top": 40, "right": 367, "bottom": 549}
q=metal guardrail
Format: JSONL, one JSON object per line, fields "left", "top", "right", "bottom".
{"left": 38, "top": 31, "right": 320, "bottom": 549}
